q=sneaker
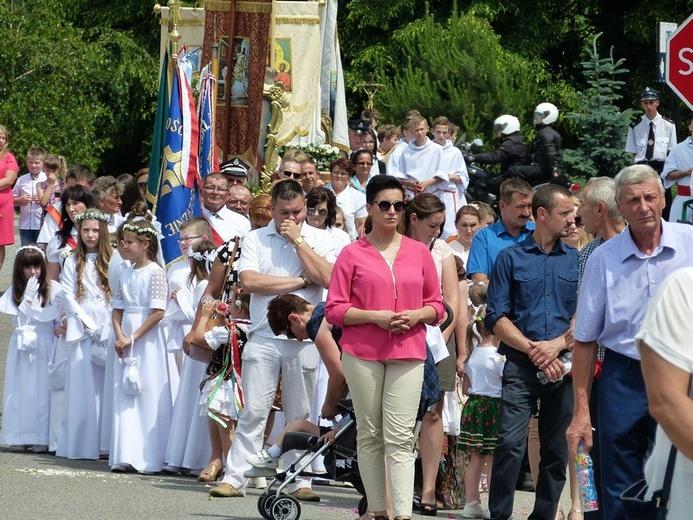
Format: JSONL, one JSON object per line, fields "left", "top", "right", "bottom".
{"left": 248, "top": 477, "right": 267, "bottom": 489}
{"left": 246, "top": 449, "right": 279, "bottom": 470}
{"left": 462, "top": 501, "right": 490, "bottom": 519}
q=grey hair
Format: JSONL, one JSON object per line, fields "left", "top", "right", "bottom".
{"left": 614, "top": 164, "right": 664, "bottom": 200}
{"left": 91, "top": 175, "right": 124, "bottom": 202}
{"left": 584, "top": 177, "right": 624, "bottom": 223}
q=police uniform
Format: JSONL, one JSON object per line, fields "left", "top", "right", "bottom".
{"left": 625, "top": 87, "right": 677, "bottom": 219}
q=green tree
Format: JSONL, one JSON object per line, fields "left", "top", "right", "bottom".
{"left": 0, "top": 0, "right": 158, "bottom": 173}
{"left": 561, "top": 33, "right": 634, "bottom": 180}
{"left": 373, "top": 8, "right": 576, "bottom": 140}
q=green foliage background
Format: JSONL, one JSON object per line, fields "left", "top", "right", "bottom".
{"left": 1, "top": 0, "right": 693, "bottom": 176}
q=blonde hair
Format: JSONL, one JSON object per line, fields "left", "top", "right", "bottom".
{"left": 75, "top": 217, "right": 113, "bottom": 303}
{"left": 465, "top": 282, "right": 492, "bottom": 358}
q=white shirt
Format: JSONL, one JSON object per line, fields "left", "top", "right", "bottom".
{"left": 13, "top": 172, "right": 47, "bottom": 230}
{"left": 201, "top": 204, "right": 251, "bottom": 243}
{"left": 464, "top": 345, "right": 505, "bottom": 398}
{"left": 635, "top": 268, "right": 693, "bottom": 520}
{"left": 238, "top": 220, "right": 336, "bottom": 338}
{"left": 327, "top": 185, "right": 366, "bottom": 241}
{"left": 38, "top": 202, "right": 62, "bottom": 246}
{"left": 661, "top": 136, "right": 693, "bottom": 189}
{"left": 625, "top": 113, "right": 677, "bottom": 163}
{"left": 386, "top": 139, "right": 409, "bottom": 177}
{"left": 399, "top": 138, "right": 445, "bottom": 198}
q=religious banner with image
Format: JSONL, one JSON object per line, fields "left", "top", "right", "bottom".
{"left": 203, "top": 0, "right": 271, "bottom": 169}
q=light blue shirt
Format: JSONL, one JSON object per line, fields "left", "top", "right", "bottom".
{"left": 466, "top": 219, "right": 535, "bottom": 278}
{"left": 574, "top": 220, "right": 693, "bottom": 360}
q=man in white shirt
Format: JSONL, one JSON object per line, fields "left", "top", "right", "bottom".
{"left": 661, "top": 114, "right": 693, "bottom": 223}
{"left": 210, "top": 179, "right": 335, "bottom": 501}
{"left": 200, "top": 173, "right": 251, "bottom": 246}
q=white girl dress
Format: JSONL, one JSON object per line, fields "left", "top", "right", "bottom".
{"left": 110, "top": 262, "right": 172, "bottom": 472}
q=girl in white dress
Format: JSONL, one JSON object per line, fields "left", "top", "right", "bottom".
{"left": 110, "top": 219, "right": 171, "bottom": 473}
{"left": 0, "top": 246, "right": 61, "bottom": 451}
{"left": 57, "top": 209, "right": 112, "bottom": 459}
{"left": 163, "top": 235, "right": 215, "bottom": 475}
{"left": 43, "top": 186, "right": 96, "bottom": 452}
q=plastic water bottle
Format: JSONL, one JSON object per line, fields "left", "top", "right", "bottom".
{"left": 575, "top": 441, "right": 599, "bottom": 512}
{"left": 537, "top": 351, "right": 572, "bottom": 384}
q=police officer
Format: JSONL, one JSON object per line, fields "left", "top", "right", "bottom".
{"left": 625, "top": 87, "right": 677, "bottom": 219}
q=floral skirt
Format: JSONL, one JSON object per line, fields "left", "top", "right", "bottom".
{"left": 458, "top": 394, "right": 501, "bottom": 455}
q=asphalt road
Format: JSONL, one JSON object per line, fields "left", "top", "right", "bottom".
{"left": 0, "top": 218, "right": 566, "bottom": 519}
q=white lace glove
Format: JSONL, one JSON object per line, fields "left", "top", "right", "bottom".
{"left": 203, "top": 325, "right": 229, "bottom": 351}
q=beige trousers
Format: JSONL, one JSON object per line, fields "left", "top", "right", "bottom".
{"left": 342, "top": 352, "right": 424, "bottom": 518}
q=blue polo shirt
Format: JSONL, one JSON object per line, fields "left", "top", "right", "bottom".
{"left": 466, "top": 219, "right": 535, "bottom": 278}
{"left": 485, "top": 234, "right": 578, "bottom": 356}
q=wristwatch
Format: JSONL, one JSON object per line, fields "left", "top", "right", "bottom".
{"left": 293, "top": 236, "right": 305, "bottom": 247}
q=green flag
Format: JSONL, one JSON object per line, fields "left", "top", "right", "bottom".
{"left": 147, "top": 49, "right": 170, "bottom": 211}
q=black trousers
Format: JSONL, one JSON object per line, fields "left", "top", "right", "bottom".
{"left": 489, "top": 354, "right": 573, "bottom": 520}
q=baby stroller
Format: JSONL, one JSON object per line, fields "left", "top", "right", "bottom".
{"left": 256, "top": 400, "right": 366, "bottom": 520}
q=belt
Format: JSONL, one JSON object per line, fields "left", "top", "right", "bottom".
{"left": 678, "top": 185, "right": 691, "bottom": 196}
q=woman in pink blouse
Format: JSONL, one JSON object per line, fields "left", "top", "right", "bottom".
{"left": 0, "top": 125, "right": 19, "bottom": 270}
{"left": 326, "top": 175, "right": 445, "bottom": 520}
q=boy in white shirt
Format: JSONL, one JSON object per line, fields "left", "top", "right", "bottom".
{"left": 13, "top": 146, "right": 47, "bottom": 245}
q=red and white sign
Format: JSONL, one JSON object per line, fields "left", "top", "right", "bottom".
{"left": 667, "top": 13, "right": 693, "bottom": 110}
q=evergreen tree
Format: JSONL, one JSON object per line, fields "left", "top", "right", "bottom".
{"left": 562, "top": 33, "right": 634, "bottom": 180}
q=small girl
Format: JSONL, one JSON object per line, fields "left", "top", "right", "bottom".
{"left": 57, "top": 209, "right": 112, "bottom": 460}
{"left": 0, "top": 246, "right": 61, "bottom": 451}
{"left": 459, "top": 282, "right": 504, "bottom": 520}
{"left": 37, "top": 153, "right": 68, "bottom": 208}
{"left": 110, "top": 219, "right": 172, "bottom": 473}
{"left": 163, "top": 239, "right": 216, "bottom": 475}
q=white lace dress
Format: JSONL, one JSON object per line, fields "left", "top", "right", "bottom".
{"left": 110, "top": 262, "right": 172, "bottom": 472}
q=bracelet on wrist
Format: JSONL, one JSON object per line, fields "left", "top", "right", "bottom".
{"left": 294, "top": 236, "right": 305, "bottom": 248}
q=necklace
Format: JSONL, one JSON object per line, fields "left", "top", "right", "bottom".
{"left": 368, "top": 233, "right": 399, "bottom": 252}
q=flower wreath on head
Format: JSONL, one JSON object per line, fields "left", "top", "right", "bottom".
{"left": 75, "top": 209, "right": 110, "bottom": 223}
{"left": 187, "top": 247, "right": 217, "bottom": 274}
{"left": 122, "top": 222, "right": 158, "bottom": 237}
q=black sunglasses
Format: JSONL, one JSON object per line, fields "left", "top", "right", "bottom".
{"left": 372, "top": 200, "right": 406, "bottom": 212}
{"left": 283, "top": 170, "right": 302, "bottom": 180}
{"left": 307, "top": 207, "right": 328, "bottom": 217}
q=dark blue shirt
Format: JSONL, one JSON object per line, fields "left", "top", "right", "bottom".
{"left": 485, "top": 234, "right": 578, "bottom": 356}
{"left": 306, "top": 302, "right": 342, "bottom": 344}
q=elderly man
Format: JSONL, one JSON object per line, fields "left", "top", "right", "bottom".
{"left": 467, "top": 178, "right": 534, "bottom": 284}
{"left": 567, "top": 165, "right": 693, "bottom": 520}
{"left": 486, "top": 184, "right": 578, "bottom": 520}
{"left": 226, "top": 184, "right": 252, "bottom": 219}
{"left": 200, "top": 173, "right": 250, "bottom": 245}
{"left": 209, "top": 179, "right": 335, "bottom": 501}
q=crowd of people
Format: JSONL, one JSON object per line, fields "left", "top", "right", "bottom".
{"left": 0, "top": 89, "right": 692, "bottom": 520}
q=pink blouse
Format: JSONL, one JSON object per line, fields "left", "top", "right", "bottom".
{"left": 326, "top": 236, "right": 445, "bottom": 361}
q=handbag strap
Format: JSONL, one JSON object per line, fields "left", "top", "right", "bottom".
{"left": 652, "top": 444, "right": 678, "bottom": 517}
{"left": 219, "top": 237, "right": 239, "bottom": 302}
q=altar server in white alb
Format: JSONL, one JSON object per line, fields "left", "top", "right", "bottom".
{"left": 394, "top": 114, "right": 446, "bottom": 200}
{"left": 431, "top": 116, "right": 469, "bottom": 238}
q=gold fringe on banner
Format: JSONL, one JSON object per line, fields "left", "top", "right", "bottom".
{"left": 276, "top": 16, "right": 320, "bottom": 25}
{"left": 237, "top": 1, "right": 272, "bottom": 14}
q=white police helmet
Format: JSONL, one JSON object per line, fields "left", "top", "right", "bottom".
{"left": 534, "top": 103, "right": 559, "bottom": 125}
{"left": 493, "top": 115, "right": 521, "bottom": 135}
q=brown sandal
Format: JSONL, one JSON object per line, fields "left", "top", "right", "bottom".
{"left": 197, "top": 463, "right": 221, "bottom": 482}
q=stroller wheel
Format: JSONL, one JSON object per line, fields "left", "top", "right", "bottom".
{"left": 258, "top": 494, "right": 275, "bottom": 520}
{"left": 270, "top": 495, "right": 301, "bottom": 520}
{"left": 358, "top": 495, "right": 368, "bottom": 516}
